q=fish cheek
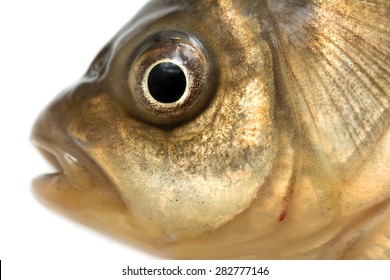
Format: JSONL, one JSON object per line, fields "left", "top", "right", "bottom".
{"left": 67, "top": 63, "right": 278, "bottom": 243}
{"left": 106, "top": 8, "right": 279, "bottom": 241}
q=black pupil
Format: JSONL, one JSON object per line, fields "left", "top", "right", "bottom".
{"left": 147, "top": 62, "right": 187, "bottom": 103}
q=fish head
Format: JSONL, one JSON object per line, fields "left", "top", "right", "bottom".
{"left": 32, "top": 0, "right": 390, "bottom": 259}
{"left": 32, "top": 0, "right": 278, "bottom": 248}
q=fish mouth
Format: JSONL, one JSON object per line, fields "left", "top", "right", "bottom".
{"left": 31, "top": 132, "right": 96, "bottom": 192}
{"left": 31, "top": 129, "right": 96, "bottom": 221}
{"left": 30, "top": 125, "right": 123, "bottom": 213}
{"left": 31, "top": 127, "right": 159, "bottom": 252}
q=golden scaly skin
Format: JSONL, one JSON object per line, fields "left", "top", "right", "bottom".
{"left": 32, "top": 0, "right": 390, "bottom": 259}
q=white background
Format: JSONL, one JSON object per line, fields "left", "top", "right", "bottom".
{"left": 0, "top": 1, "right": 156, "bottom": 279}
{"left": 1, "top": 1, "right": 389, "bottom": 279}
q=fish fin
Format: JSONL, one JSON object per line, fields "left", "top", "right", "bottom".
{"left": 267, "top": 0, "right": 390, "bottom": 174}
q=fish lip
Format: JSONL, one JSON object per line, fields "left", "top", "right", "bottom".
{"left": 32, "top": 133, "right": 65, "bottom": 175}
{"left": 31, "top": 129, "right": 98, "bottom": 190}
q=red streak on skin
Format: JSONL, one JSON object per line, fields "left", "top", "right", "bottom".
{"left": 278, "top": 170, "right": 296, "bottom": 222}
{"left": 279, "top": 210, "right": 287, "bottom": 221}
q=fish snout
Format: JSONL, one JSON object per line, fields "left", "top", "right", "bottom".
{"left": 32, "top": 83, "right": 109, "bottom": 192}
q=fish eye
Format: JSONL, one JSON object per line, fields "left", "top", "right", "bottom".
{"left": 127, "top": 32, "right": 212, "bottom": 127}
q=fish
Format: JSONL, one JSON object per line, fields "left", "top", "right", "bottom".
{"left": 31, "top": 0, "right": 390, "bottom": 259}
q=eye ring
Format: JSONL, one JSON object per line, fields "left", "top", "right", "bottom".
{"left": 127, "top": 32, "right": 212, "bottom": 127}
